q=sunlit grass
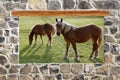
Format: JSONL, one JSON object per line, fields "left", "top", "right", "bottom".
{"left": 19, "top": 16, "right": 104, "bottom": 63}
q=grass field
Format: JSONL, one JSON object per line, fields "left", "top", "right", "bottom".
{"left": 19, "top": 16, "right": 104, "bottom": 63}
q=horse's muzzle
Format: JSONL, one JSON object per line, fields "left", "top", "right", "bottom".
{"left": 56, "top": 32, "right": 60, "bottom": 36}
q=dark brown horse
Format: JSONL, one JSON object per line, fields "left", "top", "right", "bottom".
{"left": 29, "top": 23, "right": 55, "bottom": 46}
{"left": 55, "top": 18, "right": 102, "bottom": 61}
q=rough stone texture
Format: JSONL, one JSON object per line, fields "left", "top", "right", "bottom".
{"left": 20, "top": 64, "right": 32, "bottom": 74}
{"left": 0, "top": 76, "right": 6, "bottom": 80}
{"left": 0, "top": 55, "right": 7, "bottom": 65}
{"left": 72, "top": 74, "right": 84, "bottom": 80}
{"left": 28, "top": 0, "right": 47, "bottom": 10}
{"left": 104, "top": 34, "right": 116, "bottom": 43}
{"left": 115, "top": 32, "right": 120, "bottom": 38}
{"left": 49, "top": 66, "right": 59, "bottom": 74}
{"left": 9, "top": 54, "right": 18, "bottom": 64}
{"left": 110, "top": 44, "right": 120, "bottom": 55}
{"left": 78, "top": 0, "right": 92, "bottom": 9}
{"left": 60, "top": 64, "right": 71, "bottom": 73}
{"left": 43, "top": 75, "right": 55, "bottom": 80}
{"left": 40, "top": 65, "right": 48, "bottom": 74}
{"left": 63, "top": 74, "right": 73, "bottom": 79}
{"left": 8, "top": 75, "right": 18, "bottom": 80}
{"left": 8, "top": 21, "right": 18, "bottom": 28}
{"left": 110, "top": 26, "right": 118, "bottom": 34}
{"left": 71, "top": 64, "right": 83, "bottom": 74}
{"left": 104, "top": 43, "right": 110, "bottom": 53}
{"left": 0, "top": 67, "right": 7, "bottom": 75}
{"left": 103, "top": 76, "right": 113, "bottom": 80}
{"left": 93, "top": 1, "right": 120, "bottom": 9}
{"left": 56, "top": 74, "right": 62, "bottom": 80}
{"left": 96, "top": 65, "right": 109, "bottom": 76}
{"left": 9, "top": 36, "right": 18, "bottom": 44}
{"left": 91, "top": 76, "right": 103, "bottom": 80}
{"left": 19, "top": 75, "right": 32, "bottom": 80}
{"left": 0, "top": 0, "right": 120, "bottom": 80}
{"left": 0, "top": 30, "right": 3, "bottom": 36}
{"left": 9, "top": 65, "right": 19, "bottom": 73}
{"left": 63, "top": 0, "right": 75, "bottom": 9}
{"left": 115, "top": 55, "right": 120, "bottom": 65}
{"left": 0, "top": 37, "right": 5, "bottom": 43}
{"left": 104, "top": 54, "right": 113, "bottom": 64}
{"left": 48, "top": 0, "right": 61, "bottom": 10}
{"left": 32, "top": 65, "right": 39, "bottom": 73}
{"left": 110, "top": 66, "right": 120, "bottom": 75}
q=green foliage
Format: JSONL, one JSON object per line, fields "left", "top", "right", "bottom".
{"left": 19, "top": 16, "right": 104, "bottom": 63}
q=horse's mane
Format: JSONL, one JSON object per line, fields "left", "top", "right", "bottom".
{"left": 29, "top": 27, "right": 34, "bottom": 37}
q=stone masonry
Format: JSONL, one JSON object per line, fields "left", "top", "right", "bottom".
{"left": 0, "top": 0, "right": 120, "bottom": 80}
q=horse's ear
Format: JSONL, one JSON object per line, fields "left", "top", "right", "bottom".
{"left": 56, "top": 18, "right": 58, "bottom": 22}
{"left": 61, "top": 18, "right": 63, "bottom": 22}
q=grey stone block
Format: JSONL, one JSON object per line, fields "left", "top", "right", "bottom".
{"left": 0, "top": 37, "right": 5, "bottom": 43}
{"left": 110, "top": 44, "right": 120, "bottom": 55}
{"left": 110, "top": 26, "right": 117, "bottom": 34}
{"left": 4, "top": 2, "right": 13, "bottom": 11}
{"left": 8, "top": 21, "right": 18, "bottom": 27}
{"left": 104, "top": 43, "right": 110, "bottom": 53}
{"left": 0, "top": 56, "right": 7, "bottom": 65}
{"left": 8, "top": 75, "right": 18, "bottom": 80}
{"left": 115, "top": 32, "right": 120, "bottom": 39}
{"left": 104, "top": 35, "right": 116, "bottom": 43}
{"left": 20, "top": 64, "right": 32, "bottom": 74}
{"left": 63, "top": 0, "right": 75, "bottom": 9}
{"left": 9, "top": 36, "right": 18, "bottom": 44}
{"left": 5, "top": 30, "right": 10, "bottom": 36}
{"left": 0, "top": 67, "right": 7, "bottom": 75}
{"left": 48, "top": 0, "right": 61, "bottom": 10}
{"left": 21, "top": 0, "right": 28, "bottom": 3}
{"left": 77, "top": 0, "right": 92, "bottom": 9}
{"left": 9, "top": 65, "right": 19, "bottom": 73}
{"left": 56, "top": 74, "right": 62, "bottom": 80}
{"left": 93, "top": 1, "right": 120, "bottom": 9}
{"left": 115, "top": 55, "right": 120, "bottom": 65}
{"left": 110, "top": 67, "right": 120, "bottom": 75}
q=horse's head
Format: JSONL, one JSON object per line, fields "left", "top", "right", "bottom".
{"left": 29, "top": 35, "right": 33, "bottom": 45}
{"left": 55, "top": 18, "right": 63, "bottom": 36}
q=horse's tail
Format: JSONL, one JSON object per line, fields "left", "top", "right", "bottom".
{"left": 97, "top": 28, "right": 103, "bottom": 49}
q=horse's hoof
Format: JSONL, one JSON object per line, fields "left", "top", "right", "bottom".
{"left": 95, "top": 56, "right": 99, "bottom": 59}
{"left": 74, "top": 57, "right": 80, "bottom": 61}
{"left": 64, "top": 57, "right": 67, "bottom": 60}
{"left": 89, "top": 57, "right": 94, "bottom": 60}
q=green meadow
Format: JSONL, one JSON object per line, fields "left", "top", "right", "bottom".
{"left": 19, "top": 16, "right": 104, "bottom": 63}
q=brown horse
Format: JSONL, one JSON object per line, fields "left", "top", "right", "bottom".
{"left": 29, "top": 23, "right": 55, "bottom": 46}
{"left": 55, "top": 18, "right": 102, "bottom": 61}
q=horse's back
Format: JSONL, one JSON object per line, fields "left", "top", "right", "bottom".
{"left": 33, "top": 24, "right": 46, "bottom": 35}
{"left": 44, "top": 23, "right": 55, "bottom": 35}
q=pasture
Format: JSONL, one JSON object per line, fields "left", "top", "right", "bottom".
{"left": 19, "top": 16, "right": 104, "bottom": 63}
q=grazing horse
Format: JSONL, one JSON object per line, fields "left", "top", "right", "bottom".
{"left": 29, "top": 23, "right": 55, "bottom": 46}
{"left": 55, "top": 18, "right": 102, "bottom": 61}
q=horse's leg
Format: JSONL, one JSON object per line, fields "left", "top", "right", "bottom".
{"left": 89, "top": 41, "right": 98, "bottom": 60}
{"left": 71, "top": 42, "right": 79, "bottom": 61}
{"left": 64, "top": 41, "right": 70, "bottom": 59}
{"left": 40, "top": 35, "right": 43, "bottom": 45}
{"left": 47, "top": 35, "right": 51, "bottom": 46}
{"left": 34, "top": 35, "right": 37, "bottom": 46}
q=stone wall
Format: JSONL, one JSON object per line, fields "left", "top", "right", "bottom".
{"left": 0, "top": 0, "right": 120, "bottom": 80}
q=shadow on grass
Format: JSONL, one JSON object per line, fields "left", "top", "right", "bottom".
{"left": 40, "top": 45, "right": 53, "bottom": 63}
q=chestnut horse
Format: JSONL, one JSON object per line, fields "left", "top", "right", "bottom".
{"left": 29, "top": 23, "right": 55, "bottom": 46}
{"left": 55, "top": 18, "right": 102, "bottom": 61}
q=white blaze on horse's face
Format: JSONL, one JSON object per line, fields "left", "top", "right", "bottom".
{"left": 55, "top": 18, "right": 64, "bottom": 36}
